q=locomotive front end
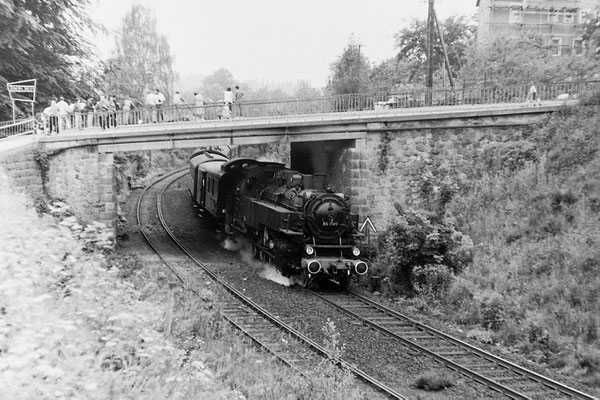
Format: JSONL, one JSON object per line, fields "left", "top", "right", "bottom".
{"left": 301, "top": 192, "right": 368, "bottom": 287}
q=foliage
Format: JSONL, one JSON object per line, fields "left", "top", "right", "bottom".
{"left": 411, "top": 264, "right": 454, "bottom": 301}
{"left": 321, "top": 318, "right": 346, "bottom": 361}
{"left": 374, "top": 177, "right": 473, "bottom": 295}
{"left": 414, "top": 371, "right": 456, "bottom": 391}
{"left": 293, "top": 80, "right": 322, "bottom": 99}
{"left": 106, "top": 4, "right": 176, "bottom": 102}
{"left": 328, "top": 37, "right": 370, "bottom": 96}
{"left": 0, "top": 0, "right": 99, "bottom": 119}
{"left": 393, "top": 15, "right": 476, "bottom": 84}
{"left": 581, "top": 18, "right": 600, "bottom": 57}
{"left": 461, "top": 32, "right": 599, "bottom": 87}
{"left": 201, "top": 68, "right": 235, "bottom": 102}
{"left": 439, "top": 103, "right": 600, "bottom": 377}
{"left": 368, "top": 58, "right": 416, "bottom": 93}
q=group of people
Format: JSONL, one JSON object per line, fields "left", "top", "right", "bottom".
{"left": 222, "top": 85, "right": 244, "bottom": 119}
{"left": 42, "top": 94, "right": 138, "bottom": 134}
{"left": 178, "top": 85, "right": 245, "bottom": 121}
{"left": 40, "top": 84, "right": 246, "bottom": 134}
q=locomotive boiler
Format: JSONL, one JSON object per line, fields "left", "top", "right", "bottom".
{"left": 189, "top": 149, "right": 368, "bottom": 287}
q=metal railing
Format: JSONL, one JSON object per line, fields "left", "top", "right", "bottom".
{"left": 2, "top": 80, "right": 598, "bottom": 138}
{"left": 0, "top": 118, "right": 37, "bottom": 138}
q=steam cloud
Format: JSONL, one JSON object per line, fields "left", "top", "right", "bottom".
{"left": 221, "top": 237, "right": 295, "bottom": 287}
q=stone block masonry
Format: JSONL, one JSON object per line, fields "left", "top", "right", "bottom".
{"left": 346, "top": 125, "right": 526, "bottom": 235}
{"left": 0, "top": 141, "right": 44, "bottom": 199}
{"left": 47, "top": 146, "right": 116, "bottom": 230}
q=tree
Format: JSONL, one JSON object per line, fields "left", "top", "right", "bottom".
{"left": 369, "top": 58, "right": 417, "bottom": 94}
{"left": 582, "top": 18, "right": 600, "bottom": 59}
{"left": 293, "top": 81, "right": 322, "bottom": 99}
{"left": 0, "top": 0, "right": 99, "bottom": 119}
{"left": 106, "top": 5, "right": 176, "bottom": 102}
{"left": 201, "top": 68, "right": 235, "bottom": 102}
{"left": 461, "top": 31, "right": 599, "bottom": 87}
{"left": 393, "top": 15, "right": 476, "bottom": 85}
{"left": 328, "top": 38, "right": 371, "bottom": 95}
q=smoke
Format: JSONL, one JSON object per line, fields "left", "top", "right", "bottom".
{"left": 258, "top": 264, "right": 294, "bottom": 287}
{"left": 221, "top": 237, "right": 246, "bottom": 252}
{"left": 220, "top": 237, "right": 296, "bottom": 287}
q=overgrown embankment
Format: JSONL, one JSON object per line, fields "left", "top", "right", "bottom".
{"left": 372, "top": 95, "right": 600, "bottom": 390}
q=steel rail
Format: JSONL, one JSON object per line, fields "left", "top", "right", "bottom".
{"left": 137, "top": 171, "right": 407, "bottom": 399}
{"left": 313, "top": 290, "right": 597, "bottom": 400}
{"left": 347, "top": 291, "right": 597, "bottom": 399}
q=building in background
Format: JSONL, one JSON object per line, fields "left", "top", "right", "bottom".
{"left": 476, "top": 0, "right": 600, "bottom": 55}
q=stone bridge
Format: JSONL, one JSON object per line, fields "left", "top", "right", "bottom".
{"left": 0, "top": 101, "right": 569, "bottom": 240}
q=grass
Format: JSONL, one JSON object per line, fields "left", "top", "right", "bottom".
{"left": 439, "top": 104, "right": 600, "bottom": 385}
{"left": 366, "top": 101, "right": 600, "bottom": 392}
{"left": 0, "top": 168, "right": 370, "bottom": 399}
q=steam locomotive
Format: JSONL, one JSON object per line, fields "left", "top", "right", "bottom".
{"left": 189, "top": 149, "right": 368, "bottom": 287}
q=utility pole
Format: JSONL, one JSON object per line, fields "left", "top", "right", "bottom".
{"left": 426, "top": 0, "right": 434, "bottom": 105}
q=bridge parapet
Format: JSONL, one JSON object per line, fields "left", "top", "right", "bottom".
{"left": 1, "top": 80, "right": 596, "bottom": 140}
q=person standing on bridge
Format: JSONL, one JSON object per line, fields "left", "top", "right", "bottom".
{"left": 155, "top": 88, "right": 166, "bottom": 122}
{"left": 193, "top": 92, "right": 205, "bottom": 121}
{"left": 526, "top": 81, "right": 541, "bottom": 107}
{"left": 223, "top": 87, "right": 234, "bottom": 119}
{"left": 234, "top": 85, "right": 244, "bottom": 118}
{"left": 122, "top": 97, "right": 134, "bottom": 125}
{"left": 46, "top": 99, "right": 59, "bottom": 134}
{"left": 172, "top": 90, "right": 186, "bottom": 121}
{"left": 145, "top": 90, "right": 156, "bottom": 123}
{"left": 56, "top": 96, "right": 70, "bottom": 131}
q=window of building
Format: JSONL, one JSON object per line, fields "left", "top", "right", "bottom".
{"left": 573, "top": 38, "right": 584, "bottom": 55}
{"left": 580, "top": 9, "right": 591, "bottom": 24}
{"left": 564, "top": 12, "right": 574, "bottom": 24}
{"left": 548, "top": 11, "right": 560, "bottom": 23}
{"left": 509, "top": 5, "right": 522, "bottom": 23}
{"left": 551, "top": 37, "right": 562, "bottom": 56}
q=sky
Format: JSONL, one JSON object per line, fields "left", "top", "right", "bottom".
{"left": 91, "top": 0, "right": 479, "bottom": 87}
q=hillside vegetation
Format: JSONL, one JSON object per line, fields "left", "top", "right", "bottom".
{"left": 374, "top": 94, "right": 600, "bottom": 389}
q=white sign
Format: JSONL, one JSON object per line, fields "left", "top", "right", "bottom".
{"left": 7, "top": 79, "right": 37, "bottom": 103}
{"left": 359, "top": 216, "right": 377, "bottom": 233}
{"left": 8, "top": 85, "right": 35, "bottom": 93}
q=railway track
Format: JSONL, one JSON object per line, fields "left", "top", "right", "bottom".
{"left": 136, "top": 170, "right": 406, "bottom": 400}
{"left": 313, "top": 290, "right": 597, "bottom": 400}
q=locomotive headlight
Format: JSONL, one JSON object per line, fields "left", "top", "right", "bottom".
{"left": 351, "top": 246, "right": 361, "bottom": 257}
{"left": 268, "top": 240, "right": 275, "bottom": 249}
{"left": 305, "top": 245, "right": 314, "bottom": 255}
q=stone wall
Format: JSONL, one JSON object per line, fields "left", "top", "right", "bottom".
{"left": 0, "top": 141, "right": 44, "bottom": 200}
{"left": 46, "top": 146, "right": 116, "bottom": 229}
{"left": 344, "top": 126, "right": 525, "bottom": 232}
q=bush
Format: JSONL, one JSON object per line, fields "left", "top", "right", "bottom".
{"left": 374, "top": 207, "right": 472, "bottom": 295}
{"left": 414, "top": 372, "right": 455, "bottom": 391}
{"left": 411, "top": 264, "right": 454, "bottom": 300}
{"left": 478, "top": 291, "right": 506, "bottom": 331}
